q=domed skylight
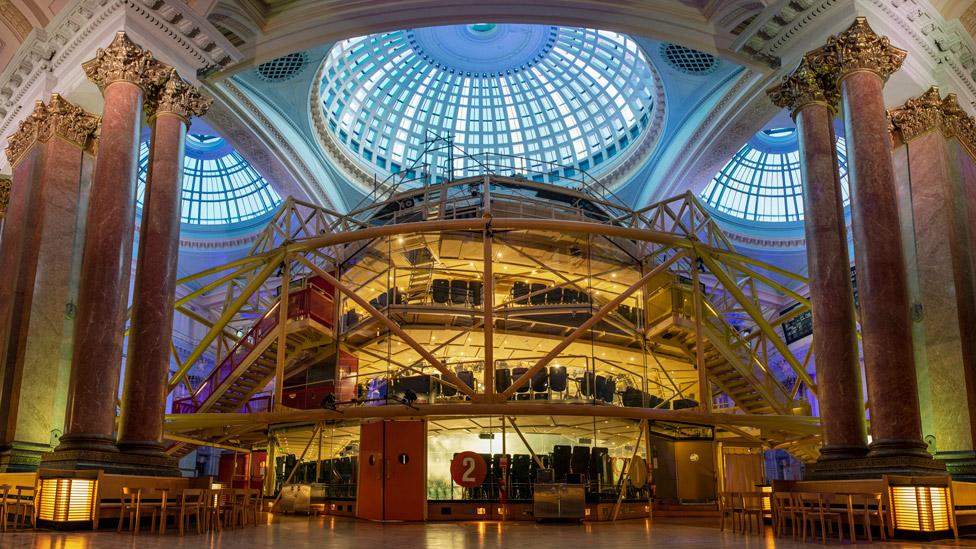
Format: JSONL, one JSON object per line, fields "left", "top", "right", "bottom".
{"left": 700, "top": 128, "right": 850, "bottom": 223}
{"left": 317, "top": 24, "right": 660, "bottom": 186}
{"left": 137, "top": 134, "right": 281, "bottom": 226}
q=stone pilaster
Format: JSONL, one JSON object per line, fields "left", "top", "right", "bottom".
{"left": 0, "top": 95, "right": 98, "bottom": 471}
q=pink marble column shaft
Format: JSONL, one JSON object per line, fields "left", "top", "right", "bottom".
{"left": 841, "top": 71, "right": 928, "bottom": 458}
{"left": 57, "top": 81, "right": 143, "bottom": 454}
{"left": 795, "top": 102, "right": 868, "bottom": 459}
{"left": 118, "top": 112, "right": 186, "bottom": 455}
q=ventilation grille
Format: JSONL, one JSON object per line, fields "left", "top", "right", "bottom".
{"left": 661, "top": 44, "right": 718, "bottom": 75}
{"left": 256, "top": 52, "right": 308, "bottom": 82}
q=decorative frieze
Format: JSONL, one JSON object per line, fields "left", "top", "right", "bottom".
{"left": 81, "top": 31, "right": 171, "bottom": 92}
{"left": 813, "top": 16, "right": 907, "bottom": 81}
{"left": 4, "top": 94, "right": 100, "bottom": 166}
{"left": 766, "top": 57, "right": 839, "bottom": 115}
{"left": 887, "top": 86, "right": 976, "bottom": 155}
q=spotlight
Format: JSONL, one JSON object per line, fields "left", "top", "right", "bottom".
{"left": 403, "top": 389, "right": 418, "bottom": 405}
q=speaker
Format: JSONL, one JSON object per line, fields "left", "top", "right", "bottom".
{"left": 552, "top": 445, "right": 572, "bottom": 481}
{"left": 495, "top": 368, "right": 511, "bottom": 394}
{"left": 531, "top": 367, "right": 549, "bottom": 392}
{"left": 432, "top": 279, "right": 450, "bottom": 303}
{"left": 550, "top": 366, "right": 568, "bottom": 392}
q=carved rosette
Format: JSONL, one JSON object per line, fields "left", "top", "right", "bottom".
{"left": 820, "top": 16, "right": 907, "bottom": 81}
{"left": 145, "top": 70, "right": 213, "bottom": 124}
{"left": 4, "top": 94, "right": 100, "bottom": 166}
{"left": 766, "top": 57, "right": 839, "bottom": 116}
{"left": 0, "top": 176, "right": 10, "bottom": 218}
{"left": 886, "top": 86, "right": 976, "bottom": 155}
{"left": 81, "top": 31, "right": 170, "bottom": 92}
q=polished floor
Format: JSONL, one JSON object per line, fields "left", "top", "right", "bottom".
{"left": 1, "top": 515, "right": 973, "bottom": 548}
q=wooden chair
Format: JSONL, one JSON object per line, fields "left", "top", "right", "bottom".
{"left": 740, "top": 491, "right": 766, "bottom": 535}
{"left": 207, "top": 488, "right": 234, "bottom": 531}
{"left": 178, "top": 488, "right": 205, "bottom": 536}
{"left": 718, "top": 492, "right": 741, "bottom": 533}
{"left": 772, "top": 491, "right": 800, "bottom": 539}
{"left": 10, "top": 485, "right": 36, "bottom": 530}
{"left": 118, "top": 487, "right": 159, "bottom": 535}
{"left": 845, "top": 492, "right": 886, "bottom": 543}
{"left": 0, "top": 484, "right": 10, "bottom": 532}
{"left": 797, "top": 492, "right": 844, "bottom": 544}
{"left": 155, "top": 488, "right": 177, "bottom": 535}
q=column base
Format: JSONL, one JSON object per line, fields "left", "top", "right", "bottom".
{"left": 867, "top": 438, "right": 933, "bottom": 459}
{"left": 117, "top": 439, "right": 168, "bottom": 458}
{"left": 817, "top": 444, "right": 869, "bottom": 461}
{"left": 0, "top": 441, "right": 52, "bottom": 472}
{"left": 44, "top": 434, "right": 179, "bottom": 476}
{"left": 805, "top": 454, "right": 946, "bottom": 480}
{"left": 935, "top": 450, "right": 976, "bottom": 481}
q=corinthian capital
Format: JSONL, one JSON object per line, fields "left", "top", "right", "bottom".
{"left": 766, "top": 57, "right": 839, "bottom": 115}
{"left": 887, "top": 87, "right": 944, "bottom": 142}
{"left": 821, "top": 17, "right": 906, "bottom": 81}
{"left": 0, "top": 176, "right": 10, "bottom": 218}
{"left": 4, "top": 94, "right": 100, "bottom": 166}
{"left": 82, "top": 32, "right": 171, "bottom": 92}
{"left": 146, "top": 70, "right": 213, "bottom": 123}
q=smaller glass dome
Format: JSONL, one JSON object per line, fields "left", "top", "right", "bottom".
{"left": 137, "top": 134, "right": 281, "bottom": 226}
{"left": 700, "top": 128, "right": 849, "bottom": 223}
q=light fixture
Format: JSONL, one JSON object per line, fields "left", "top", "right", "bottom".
{"left": 37, "top": 470, "right": 99, "bottom": 529}
{"left": 888, "top": 477, "right": 954, "bottom": 533}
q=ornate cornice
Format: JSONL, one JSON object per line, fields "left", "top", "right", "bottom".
{"left": 82, "top": 31, "right": 171, "bottom": 92}
{"left": 887, "top": 86, "right": 976, "bottom": 156}
{"left": 146, "top": 69, "right": 212, "bottom": 123}
{"left": 817, "top": 16, "right": 907, "bottom": 81}
{"left": 766, "top": 57, "right": 839, "bottom": 115}
{"left": 0, "top": 176, "right": 10, "bottom": 217}
{"left": 4, "top": 94, "right": 100, "bottom": 166}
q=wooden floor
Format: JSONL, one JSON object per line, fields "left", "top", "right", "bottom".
{"left": 1, "top": 514, "right": 973, "bottom": 548}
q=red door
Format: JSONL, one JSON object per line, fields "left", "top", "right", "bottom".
{"left": 356, "top": 420, "right": 426, "bottom": 521}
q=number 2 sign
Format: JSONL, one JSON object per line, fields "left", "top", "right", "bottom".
{"left": 450, "top": 451, "right": 487, "bottom": 488}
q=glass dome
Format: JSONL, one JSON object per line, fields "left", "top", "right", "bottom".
{"left": 317, "top": 24, "right": 659, "bottom": 184}
{"left": 137, "top": 134, "right": 282, "bottom": 226}
{"left": 700, "top": 128, "right": 850, "bottom": 223}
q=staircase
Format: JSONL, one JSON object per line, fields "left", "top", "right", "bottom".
{"left": 167, "top": 287, "right": 336, "bottom": 458}
{"left": 401, "top": 234, "right": 438, "bottom": 304}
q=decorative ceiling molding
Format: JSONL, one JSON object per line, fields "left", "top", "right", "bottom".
{"left": 0, "top": 1, "right": 32, "bottom": 42}
{"left": 0, "top": 0, "right": 242, "bottom": 148}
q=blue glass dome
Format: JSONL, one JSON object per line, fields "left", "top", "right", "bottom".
{"left": 137, "top": 134, "right": 282, "bottom": 226}
{"left": 700, "top": 128, "right": 850, "bottom": 223}
{"left": 318, "top": 24, "right": 659, "bottom": 183}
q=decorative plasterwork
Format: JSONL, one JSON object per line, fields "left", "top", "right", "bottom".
{"left": 887, "top": 86, "right": 976, "bottom": 155}
{"left": 0, "top": 175, "right": 10, "bottom": 217}
{"left": 735, "top": 0, "right": 845, "bottom": 68}
{"left": 0, "top": 0, "right": 242, "bottom": 143}
{"left": 0, "top": 1, "right": 31, "bottom": 41}
{"left": 146, "top": 68, "right": 212, "bottom": 123}
{"left": 813, "top": 16, "right": 907, "bottom": 81}
{"left": 4, "top": 93, "right": 99, "bottom": 166}
{"left": 766, "top": 57, "right": 839, "bottom": 114}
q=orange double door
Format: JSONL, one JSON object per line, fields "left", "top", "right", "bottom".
{"left": 357, "top": 419, "right": 427, "bottom": 521}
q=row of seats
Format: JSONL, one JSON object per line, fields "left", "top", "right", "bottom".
{"left": 431, "top": 279, "right": 483, "bottom": 306}
{"left": 512, "top": 281, "right": 645, "bottom": 325}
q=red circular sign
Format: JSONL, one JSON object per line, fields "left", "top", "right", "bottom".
{"left": 450, "top": 451, "right": 487, "bottom": 488}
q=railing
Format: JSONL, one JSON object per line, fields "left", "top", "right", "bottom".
{"left": 172, "top": 288, "right": 335, "bottom": 414}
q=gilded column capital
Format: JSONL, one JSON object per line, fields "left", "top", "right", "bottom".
{"left": 821, "top": 16, "right": 906, "bottom": 81}
{"left": 887, "top": 86, "right": 944, "bottom": 142}
{"left": 145, "top": 70, "right": 213, "bottom": 124}
{"left": 766, "top": 57, "right": 839, "bottom": 116}
{"left": 81, "top": 31, "right": 171, "bottom": 93}
{"left": 0, "top": 176, "right": 10, "bottom": 218}
{"left": 937, "top": 93, "right": 976, "bottom": 155}
{"left": 4, "top": 94, "right": 100, "bottom": 166}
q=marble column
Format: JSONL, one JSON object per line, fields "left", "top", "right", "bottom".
{"left": 818, "top": 17, "right": 931, "bottom": 461}
{"left": 118, "top": 71, "right": 209, "bottom": 460}
{"left": 46, "top": 32, "right": 168, "bottom": 468}
{"left": 767, "top": 60, "right": 868, "bottom": 461}
{"left": 888, "top": 88, "right": 976, "bottom": 477}
{"left": 0, "top": 96, "right": 99, "bottom": 470}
